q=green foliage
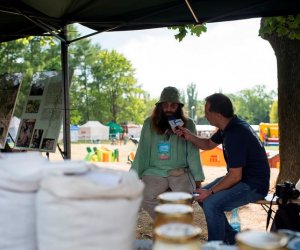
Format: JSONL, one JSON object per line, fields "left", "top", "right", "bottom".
{"left": 0, "top": 36, "right": 59, "bottom": 116}
{"left": 269, "top": 100, "right": 278, "bottom": 123}
{"left": 143, "top": 98, "right": 157, "bottom": 118}
{"left": 69, "top": 38, "right": 101, "bottom": 123}
{"left": 259, "top": 15, "right": 300, "bottom": 40}
{"left": 229, "top": 85, "right": 277, "bottom": 124}
{"left": 89, "top": 49, "right": 147, "bottom": 124}
{"left": 0, "top": 25, "right": 150, "bottom": 125}
{"left": 178, "top": 84, "right": 275, "bottom": 125}
{"left": 168, "top": 24, "right": 207, "bottom": 42}
{"left": 69, "top": 34, "right": 150, "bottom": 125}
{"left": 118, "top": 95, "right": 147, "bottom": 124}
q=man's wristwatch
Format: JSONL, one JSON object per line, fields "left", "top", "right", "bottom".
{"left": 209, "top": 188, "right": 215, "bottom": 195}
{"left": 195, "top": 180, "right": 203, "bottom": 189}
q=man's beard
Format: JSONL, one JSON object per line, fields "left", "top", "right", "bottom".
{"left": 152, "top": 105, "right": 184, "bottom": 134}
{"left": 163, "top": 111, "right": 176, "bottom": 118}
{"left": 158, "top": 111, "right": 178, "bottom": 132}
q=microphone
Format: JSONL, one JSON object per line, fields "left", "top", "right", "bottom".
{"left": 168, "top": 116, "right": 184, "bottom": 132}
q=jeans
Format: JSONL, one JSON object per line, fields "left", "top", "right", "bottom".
{"left": 200, "top": 177, "right": 265, "bottom": 244}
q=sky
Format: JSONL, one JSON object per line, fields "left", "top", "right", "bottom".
{"left": 77, "top": 18, "right": 278, "bottom": 100}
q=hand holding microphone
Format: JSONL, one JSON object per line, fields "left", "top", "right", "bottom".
{"left": 168, "top": 116, "right": 189, "bottom": 140}
{"left": 167, "top": 116, "right": 184, "bottom": 133}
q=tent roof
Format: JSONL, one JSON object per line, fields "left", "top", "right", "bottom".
{"left": 80, "top": 121, "right": 109, "bottom": 128}
{"left": 123, "top": 123, "right": 142, "bottom": 128}
{"left": 1, "top": 0, "right": 300, "bottom": 43}
{"left": 106, "top": 121, "right": 123, "bottom": 133}
{"left": 196, "top": 125, "right": 216, "bottom": 131}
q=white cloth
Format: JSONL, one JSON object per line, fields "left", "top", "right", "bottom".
{"left": 37, "top": 168, "right": 144, "bottom": 250}
{"left": 0, "top": 152, "right": 47, "bottom": 250}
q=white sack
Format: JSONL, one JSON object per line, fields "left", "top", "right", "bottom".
{"left": 37, "top": 168, "right": 144, "bottom": 250}
{"left": 0, "top": 190, "right": 36, "bottom": 250}
{"left": 0, "top": 152, "right": 47, "bottom": 191}
{"left": 41, "top": 160, "right": 91, "bottom": 176}
{"left": 0, "top": 152, "right": 47, "bottom": 250}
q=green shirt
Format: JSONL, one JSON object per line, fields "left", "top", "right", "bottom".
{"left": 130, "top": 117, "right": 205, "bottom": 181}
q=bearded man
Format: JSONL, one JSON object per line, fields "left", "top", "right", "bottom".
{"left": 130, "top": 86, "right": 205, "bottom": 219}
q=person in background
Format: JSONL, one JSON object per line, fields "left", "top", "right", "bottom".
{"left": 175, "top": 93, "right": 270, "bottom": 244}
{"left": 131, "top": 86, "right": 205, "bottom": 219}
{"left": 122, "top": 131, "right": 128, "bottom": 145}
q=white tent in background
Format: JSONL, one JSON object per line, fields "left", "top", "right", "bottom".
{"left": 70, "top": 125, "right": 79, "bottom": 142}
{"left": 196, "top": 125, "right": 216, "bottom": 138}
{"left": 58, "top": 125, "right": 79, "bottom": 142}
{"left": 125, "top": 123, "right": 142, "bottom": 138}
{"left": 78, "top": 121, "right": 109, "bottom": 141}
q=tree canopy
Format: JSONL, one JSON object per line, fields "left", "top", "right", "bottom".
{"left": 229, "top": 85, "right": 276, "bottom": 124}
{"left": 0, "top": 26, "right": 149, "bottom": 126}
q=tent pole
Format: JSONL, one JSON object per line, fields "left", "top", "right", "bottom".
{"left": 61, "top": 26, "right": 71, "bottom": 159}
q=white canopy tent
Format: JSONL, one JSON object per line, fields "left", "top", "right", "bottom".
{"left": 78, "top": 121, "right": 109, "bottom": 141}
{"left": 126, "top": 124, "right": 142, "bottom": 138}
{"left": 58, "top": 125, "right": 79, "bottom": 142}
{"left": 196, "top": 125, "right": 216, "bottom": 138}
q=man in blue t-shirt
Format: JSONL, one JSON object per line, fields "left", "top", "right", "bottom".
{"left": 175, "top": 93, "right": 270, "bottom": 244}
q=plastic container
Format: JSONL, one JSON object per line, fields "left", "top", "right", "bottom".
{"left": 230, "top": 207, "right": 241, "bottom": 232}
{"left": 102, "top": 151, "right": 110, "bottom": 162}
{"left": 158, "top": 192, "right": 193, "bottom": 206}
{"left": 236, "top": 231, "right": 288, "bottom": 250}
{"left": 154, "top": 204, "right": 193, "bottom": 230}
{"left": 153, "top": 223, "right": 201, "bottom": 250}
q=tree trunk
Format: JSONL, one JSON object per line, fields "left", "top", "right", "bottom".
{"left": 261, "top": 22, "right": 300, "bottom": 184}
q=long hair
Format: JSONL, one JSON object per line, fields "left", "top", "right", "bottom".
{"left": 150, "top": 104, "right": 188, "bottom": 134}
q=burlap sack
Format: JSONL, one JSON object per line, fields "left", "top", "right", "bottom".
{"left": 37, "top": 167, "right": 144, "bottom": 250}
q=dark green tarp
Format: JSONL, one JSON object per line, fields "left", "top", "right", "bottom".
{"left": 1, "top": 0, "right": 300, "bottom": 43}
{"left": 106, "top": 121, "right": 123, "bottom": 136}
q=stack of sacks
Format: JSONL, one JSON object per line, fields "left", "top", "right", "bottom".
{"left": 0, "top": 152, "right": 48, "bottom": 250}
{"left": 37, "top": 166, "right": 144, "bottom": 250}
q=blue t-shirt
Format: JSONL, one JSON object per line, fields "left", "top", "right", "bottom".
{"left": 211, "top": 116, "right": 270, "bottom": 195}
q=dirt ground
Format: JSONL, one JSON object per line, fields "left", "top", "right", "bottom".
{"left": 45, "top": 141, "right": 279, "bottom": 242}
